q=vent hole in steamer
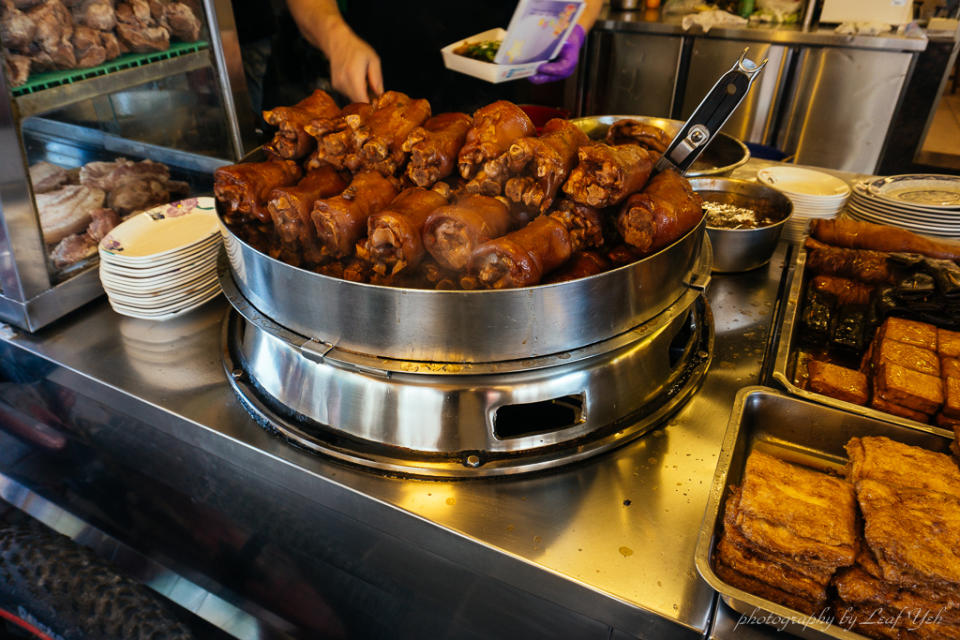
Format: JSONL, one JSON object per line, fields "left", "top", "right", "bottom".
{"left": 493, "top": 395, "right": 585, "bottom": 440}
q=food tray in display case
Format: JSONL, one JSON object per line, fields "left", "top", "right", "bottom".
{"left": 0, "top": 118, "right": 227, "bottom": 332}
{"left": 770, "top": 247, "right": 955, "bottom": 436}
{"left": 694, "top": 386, "right": 954, "bottom": 640}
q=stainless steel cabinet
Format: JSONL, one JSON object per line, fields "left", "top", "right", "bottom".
{"left": 777, "top": 46, "right": 915, "bottom": 172}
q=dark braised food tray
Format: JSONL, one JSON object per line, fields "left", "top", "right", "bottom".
{"left": 214, "top": 90, "right": 707, "bottom": 290}
{"left": 785, "top": 218, "right": 960, "bottom": 438}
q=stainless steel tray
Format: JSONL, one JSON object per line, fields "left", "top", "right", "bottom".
{"left": 694, "top": 386, "right": 954, "bottom": 640}
{"left": 569, "top": 115, "right": 750, "bottom": 177}
{"left": 770, "top": 248, "right": 954, "bottom": 436}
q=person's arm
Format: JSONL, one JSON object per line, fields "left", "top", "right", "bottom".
{"left": 530, "top": 0, "right": 603, "bottom": 85}
{"left": 285, "top": 0, "right": 383, "bottom": 102}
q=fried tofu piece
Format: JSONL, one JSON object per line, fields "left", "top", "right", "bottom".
{"left": 871, "top": 396, "right": 930, "bottom": 424}
{"left": 880, "top": 317, "right": 938, "bottom": 351}
{"left": 716, "top": 536, "right": 830, "bottom": 602}
{"left": 911, "top": 621, "right": 960, "bottom": 640}
{"left": 872, "top": 338, "right": 940, "bottom": 377}
{"left": 722, "top": 488, "right": 835, "bottom": 583}
{"left": 834, "top": 565, "right": 960, "bottom": 625}
{"left": 941, "top": 328, "right": 960, "bottom": 358}
{"left": 945, "top": 357, "right": 960, "bottom": 380}
{"left": 857, "top": 479, "right": 960, "bottom": 594}
{"left": 714, "top": 562, "right": 825, "bottom": 616}
{"left": 944, "top": 377, "right": 960, "bottom": 420}
{"left": 846, "top": 436, "right": 960, "bottom": 499}
{"left": 807, "top": 360, "right": 869, "bottom": 406}
{"left": 875, "top": 361, "right": 943, "bottom": 415}
{"left": 736, "top": 451, "right": 858, "bottom": 569}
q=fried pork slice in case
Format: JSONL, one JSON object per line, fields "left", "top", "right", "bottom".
{"left": 872, "top": 338, "right": 941, "bottom": 377}
{"left": 856, "top": 478, "right": 960, "bottom": 594}
{"left": 735, "top": 451, "right": 858, "bottom": 569}
{"left": 806, "top": 360, "right": 869, "bottom": 406}
{"left": 879, "top": 317, "right": 939, "bottom": 352}
{"left": 874, "top": 361, "right": 943, "bottom": 415}
{"left": 714, "top": 562, "right": 825, "bottom": 616}
{"left": 846, "top": 436, "right": 960, "bottom": 499}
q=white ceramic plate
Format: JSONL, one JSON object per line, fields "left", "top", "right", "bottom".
{"left": 99, "top": 262, "right": 216, "bottom": 291}
{"left": 107, "top": 280, "right": 220, "bottom": 309}
{"left": 100, "top": 234, "right": 221, "bottom": 266}
{"left": 100, "top": 267, "right": 217, "bottom": 296}
{"left": 99, "top": 197, "right": 220, "bottom": 258}
{"left": 104, "top": 274, "right": 219, "bottom": 305}
{"left": 757, "top": 167, "right": 851, "bottom": 198}
{"left": 865, "top": 174, "right": 960, "bottom": 210}
{"left": 99, "top": 244, "right": 220, "bottom": 278}
{"left": 108, "top": 283, "right": 221, "bottom": 316}
{"left": 108, "top": 288, "right": 221, "bottom": 321}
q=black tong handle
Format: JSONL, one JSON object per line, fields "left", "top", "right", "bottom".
{"left": 655, "top": 49, "right": 767, "bottom": 175}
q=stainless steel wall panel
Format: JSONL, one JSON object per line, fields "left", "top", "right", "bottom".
{"left": 777, "top": 47, "right": 915, "bottom": 173}
{"left": 681, "top": 39, "right": 789, "bottom": 145}
{"left": 584, "top": 31, "right": 682, "bottom": 117}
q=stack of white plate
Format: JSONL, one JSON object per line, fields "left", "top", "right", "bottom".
{"left": 846, "top": 174, "right": 960, "bottom": 238}
{"left": 98, "top": 197, "right": 222, "bottom": 321}
{"left": 757, "top": 166, "right": 851, "bottom": 243}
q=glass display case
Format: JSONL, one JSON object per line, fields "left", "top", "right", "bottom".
{"left": 0, "top": 0, "right": 251, "bottom": 332}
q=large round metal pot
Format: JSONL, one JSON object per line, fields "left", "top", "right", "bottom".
{"left": 570, "top": 115, "right": 750, "bottom": 177}
{"left": 220, "top": 214, "right": 710, "bottom": 363}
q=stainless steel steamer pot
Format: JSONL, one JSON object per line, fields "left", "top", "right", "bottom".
{"left": 221, "top": 214, "right": 709, "bottom": 362}
{"left": 220, "top": 116, "right": 726, "bottom": 362}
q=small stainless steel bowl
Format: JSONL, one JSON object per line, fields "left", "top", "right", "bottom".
{"left": 689, "top": 177, "right": 793, "bottom": 273}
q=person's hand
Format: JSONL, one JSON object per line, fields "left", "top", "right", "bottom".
{"left": 326, "top": 24, "right": 383, "bottom": 102}
{"left": 529, "top": 24, "right": 585, "bottom": 85}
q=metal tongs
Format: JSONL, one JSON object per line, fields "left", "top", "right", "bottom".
{"left": 655, "top": 49, "right": 768, "bottom": 176}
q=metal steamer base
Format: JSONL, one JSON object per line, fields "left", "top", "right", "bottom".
{"left": 219, "top": 242, "right": 714, "bottom": 479}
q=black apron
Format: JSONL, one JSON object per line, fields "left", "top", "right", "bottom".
{"left": 345, "top": 1, "right": 540, "bottom": 113}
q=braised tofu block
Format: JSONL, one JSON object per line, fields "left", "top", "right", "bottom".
{"left": 736, "top": 451, "right": 858, "bottom": 570}
{"left": 945, "top": 357, "right": 960, "bottom": 380}
{"left": 944, "top": 377, "right": 960, "bottom": 420}
{"left": 942, "top": 328, "right": 960, "bottom": 358}
{"left": 874, "top": 361, "right": 943, "bottom": 415}
{"left": 938, "top": 413, "right": 960, "bottom": 431}
{"left": 807, "top": 360, "right": 869, "bottom": 406}
{"left": 846, "top": 436, "right": 960, "bottom": 499}
{"left": 879, "top": 317, "right": 938, "bottom": 351}
{"left": 872, "top": 338, "right": 939, "bottom": 376}
{"left": 871, "top": 396, "right": 930, "bottom": 424}
{"left": 856, "top": 479, "right": 960, "bottom": 596}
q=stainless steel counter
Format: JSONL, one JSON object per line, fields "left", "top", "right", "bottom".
{"left": 0, "top": 186, "right": 796, "bottom": 637}
{"left": 595, "top": 7, "right": 928, "bottom": 51}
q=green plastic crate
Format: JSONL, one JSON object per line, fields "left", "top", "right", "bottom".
{"left": 12, "top": 41, "right": 209, "bottom": 97}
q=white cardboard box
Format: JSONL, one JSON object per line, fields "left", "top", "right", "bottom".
{"left": 819, "top": 0, "right": 913, "bottom": 25}
{"left": 441, "top": 28, "right": 543, "bottom": 83}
